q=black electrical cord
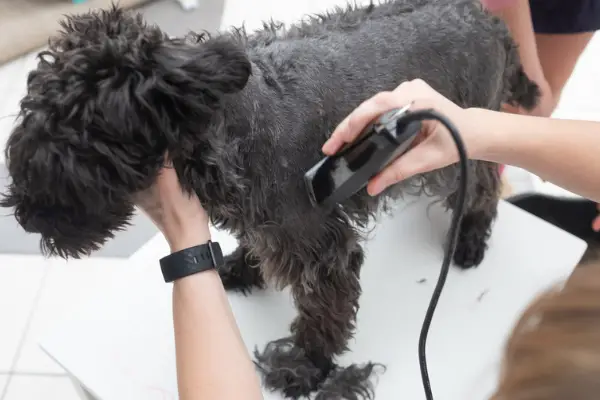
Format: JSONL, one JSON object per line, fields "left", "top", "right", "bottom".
{"left": 399, "top": 109, "right": 470, "bottom": 400}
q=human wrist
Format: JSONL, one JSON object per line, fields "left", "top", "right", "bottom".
{"left": 458, "top": 107, "right": 499, "bottom": 162}
{"left": 465, "top": 107, "right": 556, "bottom": 167}
{"left": 462, "top": 107, "right": 519, "bottom": 163}
{"left": 167, "top": 227, "right": 212, "bottom": 253}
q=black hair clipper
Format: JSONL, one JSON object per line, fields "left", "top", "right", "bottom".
{"left": 305, "top": 104, "right": 421, "bottom": 209}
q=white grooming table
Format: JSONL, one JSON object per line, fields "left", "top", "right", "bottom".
{"left": 39, "top": 198, "right": 587, "bottom": 400}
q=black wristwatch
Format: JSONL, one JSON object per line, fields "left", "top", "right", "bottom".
{"left": 160, "top": 240, "right": 224, "bottom": 283}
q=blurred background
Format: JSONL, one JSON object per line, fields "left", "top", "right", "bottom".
{"left": 0, "top": 0, "right": 598, "bottom": 398}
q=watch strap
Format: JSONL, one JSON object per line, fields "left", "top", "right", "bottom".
{"left": 160, "top": 241, "right": 224, "bottom": 283}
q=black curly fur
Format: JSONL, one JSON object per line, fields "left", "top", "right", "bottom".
{"left": 1, "top": 1, "right": 539, "bottom": 398}
{"left": 219, "top": 246, "right": 265, "bottom": 294}
{"left": 254, "top": 337, "right": 328, "bottom": 398}
{"left": 317, "top": 363, "right": 386, "bottom": 400}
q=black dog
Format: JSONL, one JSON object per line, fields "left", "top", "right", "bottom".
{"left": 1, "top": 1, "right": 538, "bottom": 398}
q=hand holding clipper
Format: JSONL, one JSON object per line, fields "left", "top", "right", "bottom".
{"left": 304, "top": 104, "right": 421, "bottom": 208}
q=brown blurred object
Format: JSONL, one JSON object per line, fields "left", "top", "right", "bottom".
{"left": 580, "top": 243, "right": 600, "bottom": 266}
{"left": 490, "top": 256, "right": 600, "bottom": 400}
{"left": 0, "top": 0, "right": 152, "bottom": 65}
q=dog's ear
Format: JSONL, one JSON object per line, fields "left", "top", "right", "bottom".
{"left": 148, "top": 34, "right": 252, "bottom": 146}
{"left": 47, "top": 6, "right": 252, "bottom": 138}
{"left": 155, "top": 34, "right": 252, "bottom": 105}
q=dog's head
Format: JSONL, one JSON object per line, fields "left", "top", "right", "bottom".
{"left": 1, "top": 6, "right": 251, "bottom": 258}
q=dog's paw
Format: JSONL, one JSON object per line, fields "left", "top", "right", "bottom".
{"left": 316, "top": 363, "right": 385, "bottom": 400}
{"left": 453, "top": 213, "right": 493, "bottom": 269}
{"left": 254, "top": 338, "right": 330, "bottom": 399}
{"left": 453, "top": 233, "right": 487, "bottom": 269}
{"left": 218, "top": 250, "right": 264, "bottom": 295}
{"left": 218, "top": 265, "right": 262, "bottom": 295}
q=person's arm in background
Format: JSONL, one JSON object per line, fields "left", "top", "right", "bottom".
{"left": 481, "top": 0, "right": 555, "bottom": 116}
{"left": 137, "top": 165, "right": 263, "bottom": 400}
{"left": 322, "top": 79, "right": 600, "bottom": 203}
{"left": 481, "top": 0, "right": 599, "bottom": 229}
{"left": 473, "top": 108, "right": 600, "bottom": 202}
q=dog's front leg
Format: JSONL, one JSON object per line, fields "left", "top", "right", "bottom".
{"left": 254, "top": 246, "right": 381, "bottom": 399}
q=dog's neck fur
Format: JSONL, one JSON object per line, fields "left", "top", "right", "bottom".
{"left": 192, "top": 59, "right": 275, "bottom": 233}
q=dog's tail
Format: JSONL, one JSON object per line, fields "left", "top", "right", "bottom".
{"left": 506, "top": 65, "right": 541, "bottom": 111}
{"left": 499, "top": 22, "right": 541, "bottom": 111}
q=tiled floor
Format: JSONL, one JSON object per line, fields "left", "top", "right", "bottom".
{"left": 3, "top": 376, "right": 81, "bottom": 400}
{"left": 13, "top": 258, "right": 131, "bottom": 376}
{"left": 0, "top": 0, "right": 599, "bottom": 399}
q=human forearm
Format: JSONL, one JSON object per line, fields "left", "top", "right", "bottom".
{"left": 139, "top": 164, "right": 262, "bottom": 399}
{"left": 472, "top": 108, "right": 600, "bottom": 202}
{"left": 325, "top": 79, "right": 600, "bottom": 203}
{"left": 172, "top": 237, "right": 262, "bottom": 400}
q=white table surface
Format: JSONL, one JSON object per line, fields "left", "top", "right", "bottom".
{"left": 39, "top": 198, "right": 587, "bottom": 400}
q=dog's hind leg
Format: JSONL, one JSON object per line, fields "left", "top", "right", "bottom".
{"left": 254, "top": 228, "right": 382, "bottom": 399}
{"left": 218, "top": 245, "right": 265, "bottom": 295}
{"left": 448, "top": 161, "right": 501, "bottom": 269}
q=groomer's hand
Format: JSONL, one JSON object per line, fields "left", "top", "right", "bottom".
{"left": 323, "top": 79, "right": 480, "bottom": 196}
{"left": 593, "top": 203, "right": 600, "bottom": 232}
{"left": 136, "top": 157, "right": 211, "bottom": 252}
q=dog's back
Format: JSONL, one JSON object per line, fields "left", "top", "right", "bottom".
{"left": 215, "top": 0, "right": 536, "bottom": 231}
{"left": 0, "top": 0, "right": 537, "bottom": 259}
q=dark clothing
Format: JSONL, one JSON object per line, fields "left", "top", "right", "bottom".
{"left": 530, "top": 0, "right": 600, "bottom": 34}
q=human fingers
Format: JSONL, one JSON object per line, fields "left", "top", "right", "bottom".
{"left": 366, "top": 134, "right": 447, "bottom": 196}
{"left": 323, "top": 79, "right": 444, "bottom": 155}
{"left": 322, "top": 85, "right": 413, "bottom": 155}
{"left": 136, "top": 159, "right": 187, "bottom": 218}
{"left": 154, "top": 154, "right": 177, "bottom": 187}
{"left": 155, "top": 163, "right": 179, "bottom": 191}
{"left": 322, "top": 79, "right": 424, "bottom": 155}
